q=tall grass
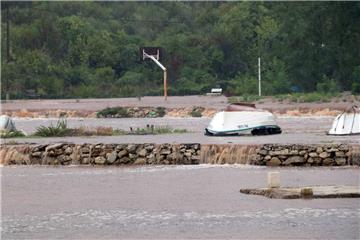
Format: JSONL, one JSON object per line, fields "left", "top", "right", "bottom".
{"left": 130, "top": 126, "right": 188, "bottom": 135}
{"left": 97, "top": 107, "right": 129, "bottom": 118}
{"left": 228, "top": 95, "right": 263, "bottom": 103}
{"left": 31, "top": 118, "right": 187, "bottom": 137}
{"left": 34, "top": 118, "right": 69, "bottom": 137}
{"left": 0, "top": 130, "right": 25, "bottom": 138}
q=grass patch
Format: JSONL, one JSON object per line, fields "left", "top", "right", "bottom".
{"left": 130, "top": 125, "right": 188, "bottom": 135}
{"left": 274, "top": 94, "right": 289, "bottom": 102}
{"left": 97, "top": 106, "right": 167, "bottom": 118}
{"left": 229, "top": 92, "right": 343, "bottom": 104}
{"left": 146, "top": 107, "right": 166, "bottom": 118}
{"left": 190, "top": 107, "right": 204, "bottom": 117}
{"left": 0, "top": 130, "right": 25, "bottom": 138}
{"left": 67, "top": 126, "right": 127, "bottom": 136}
{"left": 228, "top": 95, "right": 263, "bottom": 103}
{"left": 156, "top": 107, "right": 166, "bottom": 117}
{"left": 97, "top": 107, "right": 129, "bottom": 118}
{"left": 289, "top": 92, "right": 336, "bottom": 103}
{"left": 34, "top": 118, "right": 70, "bottom": 137}
{"left": 24, "top": 118, "right": 188, "bottom": 138}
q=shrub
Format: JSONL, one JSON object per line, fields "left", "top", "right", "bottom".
{"left": 228, "top": 95, "right": 262, "bottom": 103}
{"left": 97, "top": 107, "right": 129, "bottom": 118}
{"left": 242, "top": 95, "right": 262, "bottom": 102}
{"left": 352, "top": 82, "right": 360, "bottom": 95}
{"left": 227, "top": 96, "right": 238, "bottom": 103}
{"left": 227, "top": 74, "right": 258, "bottom": 96}
{"left": 131, "top": 126, "right": 187, "bottom": 135}
{"left": 190, "top": 107, "right": 203, "bottom": 117}
{"left": 263, "top": 58, "right": 291, "bottom": 95}
{"left": 289, "top": 92, "right": 334, "bottom": 103}
{"left": 301, "top": 93, "right": 323, "bottom": 102}
{"left": 274, "top": 94, "right": 289, "bottom": 102}
{"left": 156, "top": 107, "right": 166, "bottom": 117}
{"left": 34, "top": 118, "right": 70, "bottom": 137}
{"left": 316, "top": 75, "right": 340, "bottom": 94}
{"left": 0, "top": 130, "right": 25, "bottom": 138}
{"left": 172, "top": 128, "right": 188, "bottom": 134}
{"left": 154, "top": 126, "right": 187, "bottom": 134}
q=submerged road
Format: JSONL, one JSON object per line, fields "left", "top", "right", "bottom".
{"left": 4, "top": 116, "right": 360, "bottom": 145}
{"left": 1, "top": 165, "right": 359, "bottom": 239}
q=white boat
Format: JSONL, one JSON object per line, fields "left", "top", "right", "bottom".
{"left": 0, "top": 115, "right": 16, "bottom": 132}
{"left": 205, "top": 103, "right": 281, "bottom": 136}
{"left": 328, "top": 105, "right": 360, "bottom": 135}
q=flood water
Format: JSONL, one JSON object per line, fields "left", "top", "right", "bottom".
{"left": 1, "top": 165, "right": 359, "bottom": 239}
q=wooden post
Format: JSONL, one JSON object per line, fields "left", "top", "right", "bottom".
{"left": 268, "top": 172, "right": 280, "bottom": 188}
{"left": 258, "top": 57, "right": 261, "bottom": 97}
{"left": 164, "top": 70, "right": 168, "bottom": 101}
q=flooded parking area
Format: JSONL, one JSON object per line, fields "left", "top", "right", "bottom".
{"left": 6, "top": 116, "right": 360, "bottom": 145}
{"left": 13, "top": 116, "right": 333, "bottom": 134}
{"left": 1, "top": 165, "right": 359, "bottom": 239}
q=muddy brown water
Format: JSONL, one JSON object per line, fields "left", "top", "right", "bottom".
{"left": 4, "top": 117, "right": 360, "bottom": 145}
{"left": 1, "top": 165, "right": 359, "bottom": 239}
{"left": 12, "top": 116, "right": 333, "bottom": 134}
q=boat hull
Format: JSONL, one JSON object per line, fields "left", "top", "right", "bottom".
{"left": 205, "top": 111, "right": 282, "bottom": 136}
{"left": 328, "top": 112, "right": 360, "bottom": 135}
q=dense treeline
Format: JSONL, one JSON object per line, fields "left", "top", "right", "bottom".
{"left": 1, "top": 2, "right": 360, "bottom": 99}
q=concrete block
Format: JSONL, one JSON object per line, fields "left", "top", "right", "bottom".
{"left": 268, "top": 172, "right": 280, "bottom": 188}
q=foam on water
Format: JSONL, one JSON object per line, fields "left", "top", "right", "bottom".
{"left": 3, "top": 208, "right": 359, "bottom": 236}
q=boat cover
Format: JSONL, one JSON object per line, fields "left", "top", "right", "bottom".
{"left": 0, "top": 115, "right": 17, "bottom": 132}
{"left": 328, "top": 105, "right": 360, "bottom": 135}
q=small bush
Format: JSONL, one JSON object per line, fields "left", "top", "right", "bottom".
{"left": 156, "top": 107, "right": 166, "bottom": 117}
{"left": 34, "top": 118, "right": 69, "bottom": 137}
{"left": 191, "top": 111, "right": 202, "bottom": 118}
{"left": 129, "top": 126, "right": 187, "bottom": 135}
{"left": 288, "top": 92, "right": 335, "bottom": 103}
{"left": 352, "top": 82, "right": 360, "bottom": 95}
{"left": 68, "top": 126, "right": 127, "bottom": 136}
{"left": 172, "top": 128, "right": 188, "bottom": 133}
{"left": 242, "top": 95, "right": 262, "bottom": 102}
{"left": 190, "top": 107, "right": 203, "bottom": 117}
{"left": 227, "top": 96, "right": 238, "bottom": 103}
{"left": 227, "top": 95, "right": 262, "bottom": 103}
{"left": 0, "top": 130, "right": 25, "bottom": 138}
{"left": 97, "top": 107, "right": 129, "bottom": 118}
{"left": 153, "top": 126, "right": 174, "bottom": 134}
{"left": 227, "top": 74, "right": 258, "bottom": 96}
{"left": 301, "top": 93, "right": 323, "bottom": 102}
{"left": 274, "top": 94, "right": 289, "bottom": 102}
{"left": 316, "top": 76, "right": 340, "bottom": 94}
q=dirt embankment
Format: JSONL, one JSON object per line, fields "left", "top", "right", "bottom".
{"left": 0, "top": 107, "right": 346, "bottom": 118}
{"left": 1, "top": 95, "right": 358, "bottom": 118}
{"left": 2, "top": 107, "right": 217, "bottom": 118}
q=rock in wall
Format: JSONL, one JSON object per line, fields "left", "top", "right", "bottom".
{"left": 1, "top": 143, "right": 359, "bottom": 166}
{"left": 1, "top": 143, "right": 201, "bottom": 166}
{"left": 251, "top": 144, "right": 353, "bottom": 166}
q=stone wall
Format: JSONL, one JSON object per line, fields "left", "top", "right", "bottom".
{"left": 0, "top": 143, "right": 201, "bottom": 165}
{"left": 250, "top": 144, "right": 353, "bottom": 166}
{"left": 0, "top": 143, "right": 359, "bottom": 166}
